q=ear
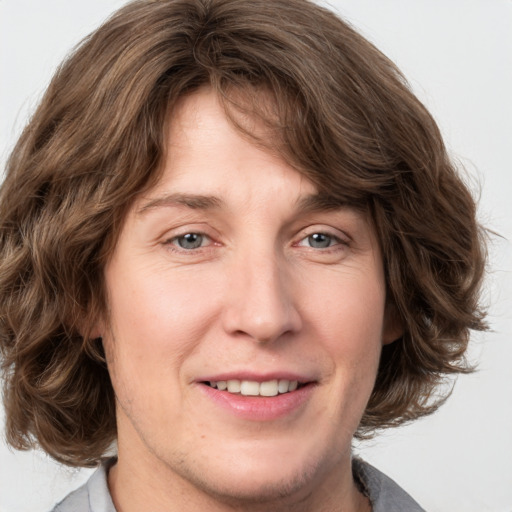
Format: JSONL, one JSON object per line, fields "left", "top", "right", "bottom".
{"left": 87, "top": 324, "right": 103, "bottom": 340}
{"left": 76, "top": 311, "right": 104, "bottom": 340}
{"left": 382, "top": 302, "right": 403, "bottom": 345}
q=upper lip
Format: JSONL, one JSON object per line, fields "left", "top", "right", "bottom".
{"left": 196, "top": 371, "right": 315, "bottom": 383}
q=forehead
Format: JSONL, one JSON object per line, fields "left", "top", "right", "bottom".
{"left": 128, "top": 87, "right": 376, "bottom": 237}
{"left": 141, "top": 88, "right": 316, "bottom": 204}
{"left": 166, "top": 86, "right": 280, "bottom": 164}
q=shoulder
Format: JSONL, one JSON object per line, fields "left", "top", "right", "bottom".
{"left": 51, "top": 483, "right": 90, "bottom": 512}
{"left": 353, "top": 458, "right": 426, "bottom": 512}
{"left": 50, "top": 459, "right": 117, "bottom": 512}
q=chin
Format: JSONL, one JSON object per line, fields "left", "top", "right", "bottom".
{"left": 181, "top": 459, "right": 318, "bottom": 506}
{"left": 169, "top": 440, "right": 334, "bottom": 507}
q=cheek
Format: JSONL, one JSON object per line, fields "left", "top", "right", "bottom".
{"left": 108, "top": 261, "right": 216, "bottom": 343}
{"left": 302, "top": 266, "right": 386, "bottom": 349}
{"left": 102, "top": 264, "right": 218, "bottom": 400}
{"left": 302, "top": 267, "right": 386, "bottom": 403}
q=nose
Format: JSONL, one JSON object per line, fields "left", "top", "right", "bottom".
{"left": 221, "top": 251, "right": 302, "bottom": 344}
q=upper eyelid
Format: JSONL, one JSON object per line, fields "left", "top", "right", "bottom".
{"left": 294, "top": 225, "right": 351, "bottom": 242}
{"left": 158, "top": 223, "right": 351, "bottom": 244}
{"left": 160, "top": 224, "right": 218, "bottom": 241}
{"left": 295, "top": 233, "right": 347, "bottom": 249}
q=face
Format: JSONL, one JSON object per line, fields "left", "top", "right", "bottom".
{"left": 102, "top": 88, "right": 395, "bottom": 508}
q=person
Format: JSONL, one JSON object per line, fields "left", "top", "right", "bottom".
{"left": 0, "top": 0, "right": 487, "bottom": 511}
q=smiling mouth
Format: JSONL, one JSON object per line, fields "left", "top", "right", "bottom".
{"left": 204, "top": 379, "right": 305, "bottom": 397}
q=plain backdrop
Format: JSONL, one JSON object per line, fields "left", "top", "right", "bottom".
{"left": 1, "top": 1, "right": 511, "bottom": 511}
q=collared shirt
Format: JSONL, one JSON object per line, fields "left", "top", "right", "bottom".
{"left": 50, "top": 458, "right": 426, "bottom": 512}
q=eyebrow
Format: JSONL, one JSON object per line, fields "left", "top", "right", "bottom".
{"left": 295, "top": 193, "right": 351, "bottom": 212}
{"left": 137, "top": 191, "right": 351, "bottom": 216}
{"left": 137, "top": 193, "right": 223, "bottom": 215}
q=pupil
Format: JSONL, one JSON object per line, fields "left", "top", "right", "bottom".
{"left": 309, "top": 233, "right": 331, "bottom": 248}
{"left": 178, "top": 233, "right": 202, "bottom": 249}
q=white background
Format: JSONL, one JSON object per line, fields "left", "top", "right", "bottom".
{"left": 0, "top": 1, "right": 511, "bottom": 511}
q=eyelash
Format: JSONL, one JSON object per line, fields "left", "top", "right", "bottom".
{"left": 165, "top": 232, "right": 213, "bottom": 251}
{"left": 163, "top": 229, "right": 349, "bottom": 254}
{"left": 295, "top": 232, "right": 347, "bottom": 250}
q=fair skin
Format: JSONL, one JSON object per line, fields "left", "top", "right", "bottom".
{"left": 101, "top": 88, "right": 397, "bottom": 512}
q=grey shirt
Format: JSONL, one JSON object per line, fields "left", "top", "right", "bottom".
{"left": 51, "top": 458, "right": 425, "bottom": 512}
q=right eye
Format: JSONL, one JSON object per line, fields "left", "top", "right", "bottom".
{"left": 168, "top": 233, "right": 211, "bottom": 250}
{"left": 299, "top": 233, "right": 337, "bottom": 249}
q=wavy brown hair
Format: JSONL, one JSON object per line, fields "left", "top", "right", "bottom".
{"left": 0, "top": 0, "right": 486, "bottom": 467}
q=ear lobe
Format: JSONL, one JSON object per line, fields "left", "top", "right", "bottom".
{"left": 76, "top": 314, "right": 104, "bottom": 341}
{"left": 382, "top": 302, "right": 403, "bottom": 345}
{"left": 76, "top": 299, "right": 109, "bottom": 340}
{"left": 87, "top": 324, "right": 103, "bottom": 340}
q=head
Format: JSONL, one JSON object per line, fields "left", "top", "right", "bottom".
{"left": 0, "top": 0, "right": 486, "bottom": 474}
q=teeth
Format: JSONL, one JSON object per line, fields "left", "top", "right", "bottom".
{"left": 227, "top": 380, "right": 241, "bottom": 393}
{"left": 259, "top": 380, "right": 278, "bottom": 397}
{"left": 240, "top": 381, "right": 260, "bottom": 396}
{"left": 278, "top": 380, "right": 290, "bottom": 394}
{"left": 209, "top": 379, "right": 299, "bottom": 396}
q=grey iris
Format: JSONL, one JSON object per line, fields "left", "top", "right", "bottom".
{"left": 308, "top": 233, "right": 332, "bottom": 248}
{"left": 178, "top": 233, "right": 203, "bottom": 249}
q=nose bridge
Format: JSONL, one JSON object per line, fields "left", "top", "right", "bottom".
{"left": 222, "top": 242, "right": 301, "bottom": 343}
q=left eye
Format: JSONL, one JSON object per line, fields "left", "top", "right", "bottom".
{"left": 171, "top": 233, "right": 210, "bottom": 250}
{"left": 298, "top": 233, "right": 339, "bottom": 249}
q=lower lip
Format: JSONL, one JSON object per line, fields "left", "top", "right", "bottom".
{"left": 198, "top": 383, "right": 315, "bottom": 421}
